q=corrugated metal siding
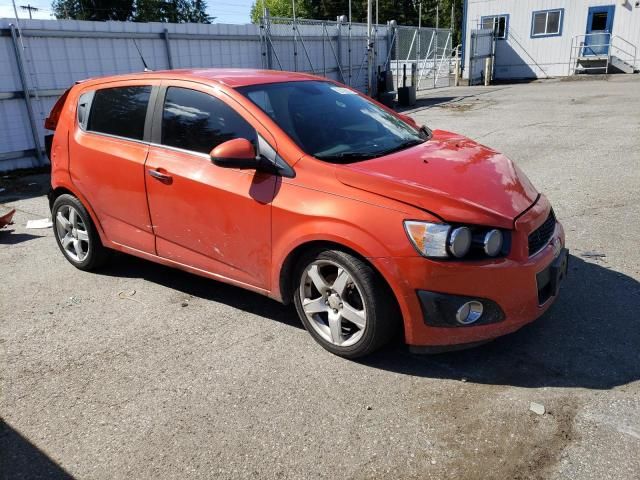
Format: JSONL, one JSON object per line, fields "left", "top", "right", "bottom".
{"left": 0, "top": 18, "right": 391, "bottom": 171}
{"left": 463, "top": 0, "right": 640, "bottom": 79}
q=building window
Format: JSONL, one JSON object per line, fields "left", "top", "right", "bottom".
{"left": 481, "top": 15, "right": 508, "bottom": 39}
{"left": 531, "top": 9, "right": 564, "bottom": 38}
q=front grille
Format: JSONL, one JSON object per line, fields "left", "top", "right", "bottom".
{"left": 528, "top": 210, "right": 556, "bottom": 256}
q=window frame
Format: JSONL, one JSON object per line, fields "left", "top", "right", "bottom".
{"left": 151, "top": 84, "right": 260, "bottom": 158}
{"left": 148, "top": 81, "right": 294, "bottom": 177}
{"left": 480, "top": 14, "right": 509, "bottom": 40}
{"left": 530, "top": 8, "right": 564, "bottom": 38}
{"left": 80, "top": 83, "right": 157, "bottom": 143}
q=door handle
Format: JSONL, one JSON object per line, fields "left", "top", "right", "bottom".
{"left": 148, "top": 169, "right": 173, "bottom": 184}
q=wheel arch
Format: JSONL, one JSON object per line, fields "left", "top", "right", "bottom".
{"left": 277, "top": 239, "right": 405, "bottom": 338}
{"left": 49, "top": 183, "right": 109, "bottom": 245}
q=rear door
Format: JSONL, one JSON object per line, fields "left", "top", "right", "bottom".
{"left": 584, "top": 5, "right": 615, "bottom": 56}
{"left": 144, "top": 81, "right": 278, "bottom": 290}
{"left": 69, "top": 80, "right": 158, "bottom": 253}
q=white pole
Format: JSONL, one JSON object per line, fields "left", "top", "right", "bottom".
{"left": 367, "top": 0, "right": 372, "bottom": 94}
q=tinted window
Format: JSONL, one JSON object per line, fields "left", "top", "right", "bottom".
{"left": 161, "top": 87, "right": 256, "bottom": 154}
{"left": 87, "top": 86, "right": 151, "bottom": 140}
{"left": 238, "top": 81, "right": 425, "bottom": 163}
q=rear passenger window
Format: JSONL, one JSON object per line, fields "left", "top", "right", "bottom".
{"left": 161, "top": 87, "right": 256, "bottom": 154}
{"left": 87, "top": 86, "right": 151, "bottom": 140}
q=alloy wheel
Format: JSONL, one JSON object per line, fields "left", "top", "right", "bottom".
{"left": 55, "top": 205, "right": 90, "bottom": 263}
{"left": 299, "top": 260, "right": 367, "bottom": 347}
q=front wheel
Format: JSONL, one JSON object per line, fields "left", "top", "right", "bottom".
{"left": 293, "top": 249, "right": 397, "bottom": 358}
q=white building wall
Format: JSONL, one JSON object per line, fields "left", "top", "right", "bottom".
{"left": 463, "top": 0, "right": 640, "bottom": 79}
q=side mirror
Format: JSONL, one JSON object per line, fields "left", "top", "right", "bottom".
{"left": 210, "top": 138, "right": 258, "bottom": 169}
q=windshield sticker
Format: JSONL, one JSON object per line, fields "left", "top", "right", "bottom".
{"left": 330, "top": 86, "right": 356, "bottom": 95}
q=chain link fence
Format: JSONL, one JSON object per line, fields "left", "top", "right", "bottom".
{"left": 259, "top": 16, "right": 394, "bottom": 94}
{"left": 392, "top": 26, "right": 453, "bottom": 91}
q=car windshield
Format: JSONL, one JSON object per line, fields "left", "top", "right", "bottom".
{"left": 237, "top": 81, "right": 427, "bottom": 163}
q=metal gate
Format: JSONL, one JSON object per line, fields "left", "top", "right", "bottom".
{"left": 468, "top": 28, "right": 495, "bottom": 85}
{"left": 391, "top": 26, "right": 453, "bottom": 91}
{"left": 259, "top": 15, "right": 391, "bottom": 94}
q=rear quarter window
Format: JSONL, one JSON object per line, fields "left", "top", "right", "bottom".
{"left": 87, "top": 86, "right": 151, "bottom": 141}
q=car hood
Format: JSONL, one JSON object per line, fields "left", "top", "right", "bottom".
{"left": 334, "top": 130, "right": 539, "bottom": 228}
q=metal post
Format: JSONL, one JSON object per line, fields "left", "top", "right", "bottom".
{"left": 9, "top": 24, "right": 43, "bottom": 165}
{"left": 418, "top": 2, "right": 422, "bottom": 73}
{"left": 336, "top": 18, "right": 343, "bottom": 83}
{"left": 163, "top": 28, "right": 174, "bottom": 69}
{"left": 367, "top": 0, "right": 373, "bottom": 95}
{"left": 292, "top": 0, "right": 298, "bottom": 71}
{"left": 434, "top": 4, "right": 439, "bottom": 88}
{"left": 348, "top": 3, "right": 352, "bottom": 85}
{"left": 264, "top": 8, "right": 273, "bottom": 69}
{"left": 322, "top": 21, "right": 326, "bottom": 77}
{"left": 484, "top": 57, "right": 491, "bottom": 85}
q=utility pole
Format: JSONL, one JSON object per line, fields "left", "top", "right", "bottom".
{"left": 20, "top": 4, "right": 39, "bottom": 19}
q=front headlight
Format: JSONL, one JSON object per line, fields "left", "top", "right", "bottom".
{"left": 404, "top": 221, "right": 508, "bottom": 259}
{"left": 404, "top": 221, "right": 450, "bottom": 258}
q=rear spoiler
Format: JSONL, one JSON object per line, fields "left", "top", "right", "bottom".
{"left": 44, "top": 86, "right": 73, "bottom": 160}
{"left": 44, "top": 86, "right": 72, "bottom": 131}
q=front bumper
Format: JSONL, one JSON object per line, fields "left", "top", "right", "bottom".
{"left": 376, "top": 196, "right": 567, "bottom": 348}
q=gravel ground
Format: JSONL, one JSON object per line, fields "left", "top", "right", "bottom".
{"left": 1, "top": 76, "right": 639, "bottom": 480}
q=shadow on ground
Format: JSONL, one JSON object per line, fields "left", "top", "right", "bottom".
{"left": 0, "top": 172, "right": 51, "bottom": 204}
{"left": 101, "top": 253, "right": 639, "bottom": 390}
{"left": 0, "top": 419, "right": 74, "bottom": 480}
{"left": 0, "top": 229, "right": 43, "bottom": 245}
{"left": 395, "top": 87, "right": 510, "bottom": 114}
{"left": 101, "top": 253, "right": 304, "bottom": 330}
{"left": 364, "top": 255, "right": 640, "bottom": 390}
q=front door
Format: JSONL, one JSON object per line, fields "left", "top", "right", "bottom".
{"left": 144, "top": 82, "right": 278, "bottom": 291}
{"left": 584, "top": 5, "right": 615, "bottom": 56}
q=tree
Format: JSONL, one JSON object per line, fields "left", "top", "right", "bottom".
{"left": 52, "top": 0, "right": 212, "bottom": 23}
{"left": 52, "top": 0, "right": 135, "bottom": 21}
{"left": 250, "top": 0, "right": 311, "bottom": 24}
{"left": 251, "top": 0, "right": 462, "bottom": 44}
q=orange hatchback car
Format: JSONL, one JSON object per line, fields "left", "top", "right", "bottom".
{"left": 45, "top": 69, "right": 567, "bottom": 358}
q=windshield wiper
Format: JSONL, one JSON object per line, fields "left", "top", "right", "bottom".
{"left": 316, "top": 152, "right": 383, "bottom": 162}
{"left": 377, "top": 139, "right": 425, "bottom": 157}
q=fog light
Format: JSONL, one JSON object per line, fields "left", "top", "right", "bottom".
{"left": 456, "top": 300, "right": 484, "bottom": 325}
{"left": 448, "top": 227, "right": 472, "bottom": 258}
{"left": 483, "top": 229, "right": 503, "bottom": 257}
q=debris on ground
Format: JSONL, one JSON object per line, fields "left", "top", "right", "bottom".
{"left": 581, "top": 251, "right": 606, "bottom": 259}
{"left": 529, "top": 402, "right": 546, "bottom": 415}
{"left": 117, "top": 289, "right": 146, "bottom": 307}
{"left": 26, "top": 218, "right": 53, "bottom": 229}
{"left": 181, "top": 300, "right": 189, "bottom": 307}
{"left": 0, "top": 209, "right": 16, "bottom": 229}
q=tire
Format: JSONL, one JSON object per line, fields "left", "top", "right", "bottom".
{"left": 293, "top": 249, "right": 398, "bottom": 358}
{"left": 52, "top": 194, "right": 109, "bottom": 271}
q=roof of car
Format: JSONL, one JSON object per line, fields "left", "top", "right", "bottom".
{"left": 82, "top": 68, "right": 322, "bottom": 88}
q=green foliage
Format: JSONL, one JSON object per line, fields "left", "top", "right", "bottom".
{"left": 52, "top": 0, "right": 212, "bottom": 23}
{"left": 250, "top": 0, "right": 311, "bottom": 24}
{"left": 251, "top": 0, "right": 462, "bottom": 44}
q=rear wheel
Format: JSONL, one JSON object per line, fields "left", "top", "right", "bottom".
{"left": 52, "top": 194, "right": 109, "bottom": 271}
{"left": 293, "top": 249, "right": 397, "bottom": 358}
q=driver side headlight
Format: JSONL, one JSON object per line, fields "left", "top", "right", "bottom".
{"left": 404, "top": 221, "right": 506, "bottom": 259}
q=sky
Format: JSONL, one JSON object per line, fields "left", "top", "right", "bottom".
{"left": 0, "top": 0, "right": 254, "bottom": 24}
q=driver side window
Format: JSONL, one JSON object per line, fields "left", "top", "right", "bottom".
{"left": 161, "top": 87, "right": 257, "bottom": 154}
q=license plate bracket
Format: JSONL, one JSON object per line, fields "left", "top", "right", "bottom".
{"left": 536, "top": 248, "right": 569, "bottom": 305}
